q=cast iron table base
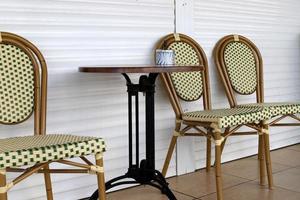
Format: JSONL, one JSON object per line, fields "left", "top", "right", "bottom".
{"left": 88, "top": 73, "right": 176, "bottom": 200}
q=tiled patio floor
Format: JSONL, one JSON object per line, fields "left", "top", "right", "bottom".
{"left": 104, "top": 144, "right": 300, "bottom": 200}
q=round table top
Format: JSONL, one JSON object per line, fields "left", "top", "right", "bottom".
{"left": 79, "top": 64, "right": 204, "bottom": 73}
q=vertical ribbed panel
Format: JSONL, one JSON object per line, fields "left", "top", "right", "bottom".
{"left": 0, "top": 0, "right": 175, "bottom": 199}
{"left": 193, "top": 0, "right": 300, "bottom": 169}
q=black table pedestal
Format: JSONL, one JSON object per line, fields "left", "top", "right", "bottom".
{"left": 89, "top": 73, "right": 176, "bottom": 200}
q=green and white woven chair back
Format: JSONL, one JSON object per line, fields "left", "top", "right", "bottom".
{"left": 223, "top": 41, "right": 258, "bottom": 95}
{"left": 168, "top": 41, "right": 203, "bottom": 101}
{"left": 0, "top": 43, "right": 35, "bottom": 124}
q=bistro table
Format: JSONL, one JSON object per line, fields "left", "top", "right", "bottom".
{"left": 79, "top": 64, "right": 203, "bottom": 200}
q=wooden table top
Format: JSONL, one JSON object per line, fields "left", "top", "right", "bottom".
{"left": 79, "top": 64, "right": 204, "bottom": 73}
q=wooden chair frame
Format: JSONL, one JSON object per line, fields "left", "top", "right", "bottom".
{"left": 156, "top": 33, "right": 273, "bottom": 200}
{"left": 0, "top": 32, "right": 106, "bottom": 200}
{"left": 214, "top": 34, "right": 300, "bottom": 184}
{"left": 157, "top": 33, "right": 212, "bottom": 172}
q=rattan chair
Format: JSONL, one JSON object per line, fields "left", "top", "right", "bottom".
{"left": 156, "top": 33, "right": 273, "bottom": 200}
{"left": 0, "top": 32, "right": 106, "bottom": 200}
{"left": 213, "top": 34, "right": 300, "bottom": 186}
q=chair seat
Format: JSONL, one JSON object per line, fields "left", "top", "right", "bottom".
{"left": 0, "top": 134, "right": 106, "bottom": 169}
{"left": 237, "top": 102, "right": 300, "bottom": 117}
{"left": 182, "top": 107, "right": 271, "bottom": 128}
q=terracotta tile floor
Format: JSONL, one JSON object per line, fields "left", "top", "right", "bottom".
{"left": 103, "top": 144, "right": 300, "bottom": 200}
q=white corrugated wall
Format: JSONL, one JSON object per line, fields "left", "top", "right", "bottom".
{"left": 0, "top": 0, "right": 175, "bottom": 199}
{"left": 0, "top": 0, "right": 300, "bottom": 199}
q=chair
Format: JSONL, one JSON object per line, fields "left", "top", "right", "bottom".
{"left": 156, "top": 33, "right": 273, "bottom": 200}
{"left": 0, "top": 32, "right": 106, "bottom": 200}
{"left": 213, "top": 34, "right": 300, "bottom": 185}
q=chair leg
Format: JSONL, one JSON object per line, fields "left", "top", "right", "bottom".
{"left": 258, "top": 134, "right": 266, "bottom": 185}
{"left": 95, "top": 153, "right": 106, "bottom": 200}
{"left": 162, "top": 136, "right": 178, "bottom": 177}
{"left": 206, "top": 138, "right": 211, "bottom": 172}
{"left": 213, "top": 138, "right": 226, "bottom": 168}
{"left": 43, "top": 164, "right": 53, "bottom": 200}
{"left": 220, "top": 138, "right": 227, "bottom": 154}
{"left": 214, "top": 131, "right": 224, "bottom": 200}
{"left": 263, "top": 125, "right": 274, "bottom": 189}
{"left": 0, "top": 169, "right": 7, "bottom": 200}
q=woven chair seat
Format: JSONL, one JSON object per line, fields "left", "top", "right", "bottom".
{"left": 237, "top": 102, "right": 300, "bottom": 117}
{"left": 0, "top": 134, "right": 106, "bottom": 169}
{"left": 183, "top": 107, "right": 271, "bottom": 128}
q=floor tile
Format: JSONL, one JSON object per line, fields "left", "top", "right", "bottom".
{"left": 287, "top": 144, "right": 300, "bottom": 152}
{"left": 222, "top": 157, "right": 290, "bottom": 180}
{"left": 106, "top": 185, "right": 194, "bottom": 200}
{"left": 83, "top": 146, "right": 300, "bottom": 200}
{"left": 273, "top": 166, "right": 300, "bottom": 193}
{"left": 270, "top": 149, "right": 300, "bottom": 167}
{"left": 201, "top": 181, "right": 300, "bottom": 200}
{"left": 168, "top": 170, "right": 248, "bottom": 198}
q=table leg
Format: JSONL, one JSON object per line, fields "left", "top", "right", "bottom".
{"left": 142, "top": 74, "right": 156, "bottom": 170}
{"left": 89, "top": 73, "right": 176, "bottom": 200}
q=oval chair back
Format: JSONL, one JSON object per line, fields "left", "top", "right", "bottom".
{"left": 0, "top": 32, "right": 47, "bottom": 135}
{"left": 156, "top": 33, "right": 211, "bottom": 119}
{"left": 213, "top": 34, "right": 264, "bottom": 107}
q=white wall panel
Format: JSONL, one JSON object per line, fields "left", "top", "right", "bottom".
{"left": 192, "top": 0, "right": 300, "bottom": 169}
{"left": 175, "top": 0, "right": 197, "bottom": 175}
{"left": 0, "top": 0, "right": 175, "bottom": 199}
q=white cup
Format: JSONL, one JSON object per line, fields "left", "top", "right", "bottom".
{"left": 155, "top": 49, "right": 175, "bottom": 65}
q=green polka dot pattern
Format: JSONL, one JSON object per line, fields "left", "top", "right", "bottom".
{"left": 237, "top": 102, "right": 300, "bottom": 117}
{"left": 0, "top": 134, "right": 106, "bottom": 169}
{"left": 0, "top": 44, "right": 35, "bottom": 124}
{"left": 183, "top": 107, "right": 271, "bottom": 129}
{"left": 224, "top": 42, "right": 257, "bottom": 95}
{"left": 168, "top": 42, "right": 203, "bottom": 101}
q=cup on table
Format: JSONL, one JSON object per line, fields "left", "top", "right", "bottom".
{"left": 155, "top": 49, "right": 175, "bottom": 65}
